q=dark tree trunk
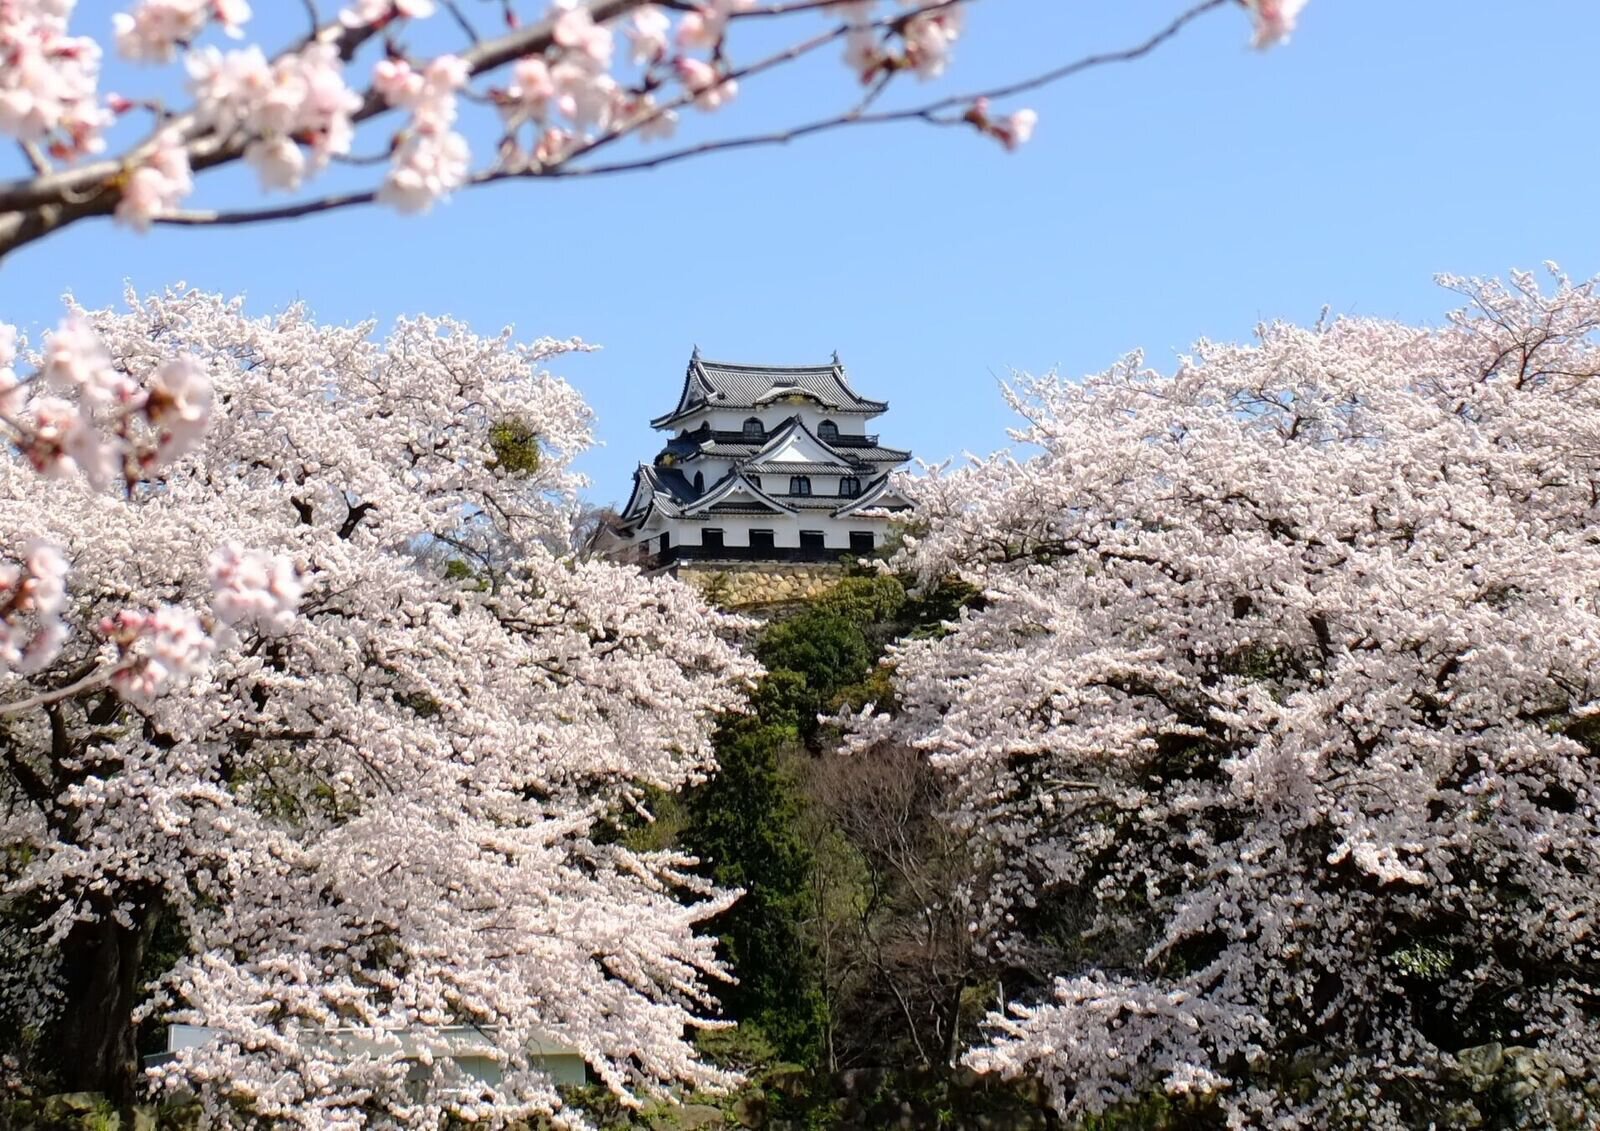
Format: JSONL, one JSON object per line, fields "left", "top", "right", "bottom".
{"left": 942, "top": 974, "right": 967, "bottom": 1068}
{"left": 55, "top": 904, "right": 160, "bottom": 1102}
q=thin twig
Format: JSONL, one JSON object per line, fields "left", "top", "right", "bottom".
{"left": 0, "top": 661, "right": 131, "bottom": 717}
{"left": 18, "top": 142, "right": 50, "bottom": 176}
{"left": 440, "top": 0, "right": 483, "bottom": 45}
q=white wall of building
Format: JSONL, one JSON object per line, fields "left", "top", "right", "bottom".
{"left": 671, "top": 407, "right": 874, "bottom": 437}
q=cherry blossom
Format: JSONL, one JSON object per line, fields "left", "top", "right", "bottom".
{"left": 111, "top": 129, "right": 193, "bottom": 230}
{"left": 103, "top": 604, "right": 215, "bottom": 701}
{"left": 1244, "top": 0, "right": 1309, "bottom": 48}
{"left": 186, "top": 41, "right": 361, "bottom": 191}
{"left": 207, "top": 543, "right": 301, "bottom": 633}
{"left": 0, "top": 0, "right": 110, "bottom": 156}
{"left": 114, "top": 0, "right": 251, "bottom": 64}
{"left": 626, "top": 4, "right": 670, "bottom": 65}
{"left": 375, "top": 55, "right": 470, "bottom": 211}
{"left": 340, "top": 0, "right": 436, "bottom": 28}
{"left": 675, "top": 57, "right": 737, "bottom": 112}
{"left": 998, "top": 107, "right": 1036, "bottom": 149}
{"left": 0, "top": 289, "right": 759, "bottom": 1123}
{"left": 902, "top": 6, "right": 962, "bottom": 79}
{"left": 858, "top": 267, "right": 1600, "bottom": 1126}
{"left": 0, "top": 541, "right": 69, "bottom": 675}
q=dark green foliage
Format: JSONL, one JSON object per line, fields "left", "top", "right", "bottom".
{"left": 486, "top": 417, "right": 542, "bottom": 475}
{"left": 684, "top": 717, "right": 823, "bottom": 1063}
{"left": 756, "top": 610, "right": 872, "bottom": 695}
{"left": 682, "top": 569, "right": 985, "bottom": 1078}
{"left": 755, "top": 612, "right": 871, "bottom": 743}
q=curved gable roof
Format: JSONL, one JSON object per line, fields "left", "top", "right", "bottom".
{"left": 742, "top": 414, "right": 866, "bottom": 471}
{"left": 833, "top": 473, "right": 912, "bottom": 517}
{"left": 683, "top": 470, "right": 797, "bottom": 516}
{"left": 652, "top": 353, "right": 888, "bottom": 428}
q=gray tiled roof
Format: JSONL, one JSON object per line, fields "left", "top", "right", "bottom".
{"left": 653, "top": 355, "right": 888, "bottom": 426}
{"left": 746, "top": 461, "right": 868, "bottom": 476}
{"left": 780, "top": 496, "right": 858, "bottom": 510}
{"left": 693, "top": 442, "right": 910, "bottom": 463}
{"left": 644, "top": 464, "right": 699, "bottom": 504}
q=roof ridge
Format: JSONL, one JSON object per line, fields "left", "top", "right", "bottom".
{"left": 696, "top": 356, "right": 837, "bottom": 368}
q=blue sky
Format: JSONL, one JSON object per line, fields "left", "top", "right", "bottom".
{"left": 2, "top": 1, "right": 1597, "bottom": 506}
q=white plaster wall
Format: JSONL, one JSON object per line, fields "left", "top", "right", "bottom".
{"left": 673, "top": 406, "right": 874, "bottom": 437}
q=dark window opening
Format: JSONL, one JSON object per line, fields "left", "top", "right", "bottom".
{"left": 818, "top": 420, "right": 839, "bottom": 441}
{"left": 742, "top": 417, "right": 764, "bottom": 440}
{"left": 800, "top": 530, "right": 826, "bottom": 552}
{"left": 659, "top": 532, "right": 671, "bottom": 554}
{"left": 702, "top": 528, "right": 724, "bottom": 549}
{"left": 749, "top": 475, "right": 762, "bottom": 489}
{"left": 839, "top": 476, "right": 861, "bottom": 497}
{"left": 790, "top": 476, "right": 812, "bottom": 496}
{"left": 693, "top": 471, "right": 704, "bottom": 492}
{"left": 849, "top": 531, "right": 875, "bottom": 553}
{"left": 749, "top": 529, "right": 775, "bottom": 551}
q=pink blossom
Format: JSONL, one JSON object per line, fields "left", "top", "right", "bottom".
{"left": 189, "top": 42, "right": 360, "bottom": 190}
{"left": 242, "top": 136, "right": 305, "bottom": 190}
{"left": 627, "top": 95, "right": 678, "bottom": 142}
{"left": 145, "top": 355, "right": 213, "bottom": 462}
{"left": 379, "top": 129, "right": 470, "bottom": 212}
{"left": 0, "top": 288, "right": 758, "bottom": 1125}
{"left": 0, "top": 541, "right": 71, "bottom": 673}
{"left": 626, "top": 4, "right": 671, "bottom": 65}
{"left": 843, "top": 27, "right": 880, "bottom": 82}
{"left": 339, "top": 0, "right": 435, "bottom": 27}
{"left": 113, "top": 129, "right": 193, "bottom": 230}
{"left": 552, "top": 3, "right": 614, "bottom": 66}
{"left": 22, "top": 394, "right": 117, "bottom": 486}
{"left": 499, "top": 55, "right": 554, "bottom": 127}
{"left": 552, "top": 58, "right": 619, "bottom": 129}
{"left": 902, "top": 7, "right": 962, "bottom": 79}
{"left": 41, "top": 315, "right": 131, "bottom": 405}
{"left": 376, "top": 53, "right": 471, "bottom": 209}
{"left": 106, "top": 605, "right": 214, "bottom": 701}
{"left": 113, "top": 0, "right": 250, "bottom": 63}
{"left": 998, "top": 107, "right": 1036, "bottom": 151}
{"left": 0, "top": 324, "right": 20, "bottom": 417}
{"left": 675, "top": 57, "right": 737, "bottom": 112}
{"left": 1243, "top": 0, "right": 1309, "bottom": 48}
{"left": 21, "top": 543, "right": 68, "bottom": 618}
{"left": 0, "top": 2, "right": 111, "bottom": 154}
{"left": 676, "top": 0, "right": 753, "bottom": 49}
{"left": 208, "top": 545, "right": 301, "bottom": 632}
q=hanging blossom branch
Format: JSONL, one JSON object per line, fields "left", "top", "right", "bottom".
{"left": 0, "top": 0, "right": 1308, "bottom": 260}
{"left": 0, "top": 313, "right": 300, "bottom": 711}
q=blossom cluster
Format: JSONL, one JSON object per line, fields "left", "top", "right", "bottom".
{"left": 0, "top": 0, "right": 110, "bottom": 158}
{"left": 1, "top": 309, "right": 298, "bottom": 697}
{"left": 860, "top": 267, "right": 1600, "bottom": 1126}
{"left": 113, "top": 0, "right": 251, "bottom": 63}
{"left": 1, "top": 313, "right": 212, "bottom": 493}
{"left": 374, "top": 55, "right": 470, "bottom": 213}
{"left": 186, "top": 40, "right": 362, "bottom": 191}
{"left": 0, "top": 542, "right": 68, "bottom": 675}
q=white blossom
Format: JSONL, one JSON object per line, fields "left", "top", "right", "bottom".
{"left": 862, "top": 267, "right": 1600, "bottom": 1126}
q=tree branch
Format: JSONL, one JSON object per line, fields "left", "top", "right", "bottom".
{"left": 153, "top": 0, "right": 1226, "bottom": 232}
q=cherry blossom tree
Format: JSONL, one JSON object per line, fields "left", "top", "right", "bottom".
{"left": 853, "top": 268, "right": 1600, "bottom": 1126}
{"left": 0, "top": 0, "right": 1306, "bottom": 263}
{"left": 0, "top": 287, "right": 761, "bottom": 1127}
